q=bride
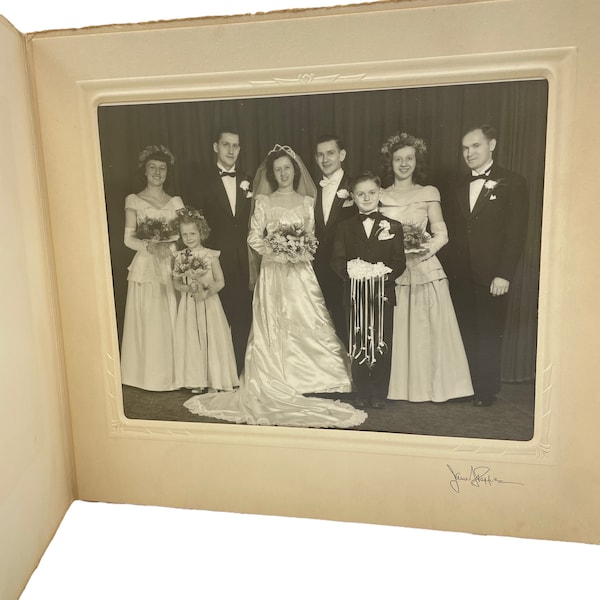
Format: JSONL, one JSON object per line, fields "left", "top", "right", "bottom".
{"left": 184, "top": 144, "right": 366, "bottom": 428}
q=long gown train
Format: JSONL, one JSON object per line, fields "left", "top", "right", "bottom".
{"left": 184, "top": 192, "right": 366, "bottom": 428}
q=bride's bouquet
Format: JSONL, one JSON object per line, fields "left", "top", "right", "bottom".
{"left": 264, "top": 221, "right": 319, "bottom": 263}
{"left": 134, "top": 216, "right": 179, "bottom": 243}
{"left": 402, "top": 222, "right": 431, "bottom": 254}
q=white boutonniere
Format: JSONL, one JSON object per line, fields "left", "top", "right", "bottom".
{"left": 484, "top": 178, "right": 502, "bottom": 201}
{"left": 336, "top": 188, "right": 350, "bottom": 200}
{"left": 240, "top": 179, "right": 253, "bottom": 198}
{"left": 377, "top": 219, "right": 395, "bottom": 241}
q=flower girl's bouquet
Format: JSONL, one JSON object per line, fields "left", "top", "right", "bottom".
{"left": 173, "top": 249, "right": 211, "bottom": 293}
{"left": 264, "top": 220, "right": 319, "bottom": 263}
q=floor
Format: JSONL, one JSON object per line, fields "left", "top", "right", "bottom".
{"left": 123, "top": 381, "right": 535, "bottom": 441}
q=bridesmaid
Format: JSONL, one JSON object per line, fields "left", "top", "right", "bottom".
{"left": 120, "top": 144, "right": 184, "bottom": 391}
{"left": 379, "top": 133, "right": 473, "bottom": 402}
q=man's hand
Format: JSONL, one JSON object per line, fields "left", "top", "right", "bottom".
{"left": 490, "top": 277, "right": 510, "bottom": 296}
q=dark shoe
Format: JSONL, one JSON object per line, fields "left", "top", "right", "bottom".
{"left": 371, "top": 396, "right": 386, "bottom": 408}
{"left": 354, "top": 395, "right": 368, "bottom": 408}
{"left": 473, "top": 395, "right": 494, "bottom": 407}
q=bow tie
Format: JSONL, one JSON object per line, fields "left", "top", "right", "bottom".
{"left": 469, "top": 171, "right": 490, "bottom": 182}
{"left": 320, "top": 178, "right": 338, "bottom": 188}
{"left": 219, "top": 170, "right": 236, "bottom": 178}
{"left": 359, "top": 212, "right": 380, "bottom": 222}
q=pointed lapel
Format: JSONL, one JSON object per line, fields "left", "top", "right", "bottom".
{"left": 470, "top": 166, "right": 499, "bottom": 218}
{"left": 233, "top": 174, "right": 248, "bottom": 221}
{"left": 315, "top": 186, "right": 326, "bottom": 230}
{"left": 214, "top": 167, "right": 234, "bottom": 219}
{"left": 326, "top": 174, "right": 349, "bottom": 230}
{"left": 352, "top": 214, "right": 369, "bottom": 242}
{"left": 458, "top": 179, "right": 471, "bottom": 219}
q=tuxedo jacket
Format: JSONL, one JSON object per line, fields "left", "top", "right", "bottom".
{"left": 313, "top": 172, "right": 357, "bottom": 276}
{"left": 198, "top": 166, "right": 252, "bottom": 288}
{"left": 445, "top": 163, "right": 529, "bottom": 287}
{"left": 331, "top": 214, "right": 406, "bottom": 307}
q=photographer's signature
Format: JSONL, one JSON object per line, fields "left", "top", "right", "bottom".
{"left": 447, "top": 464, "right": 524, "bottom": 494}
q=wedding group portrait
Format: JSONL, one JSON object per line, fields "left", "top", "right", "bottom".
{"left": 98, "top": 78, "right": 547, "bottom": 441}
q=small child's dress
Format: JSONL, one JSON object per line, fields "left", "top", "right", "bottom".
{"left": 173, "top": 247, "right": 239, "bottom": 391}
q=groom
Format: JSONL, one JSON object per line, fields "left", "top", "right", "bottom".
{"left": 445, "top": 124, "right": 529, "bottom": 406}
{"left": 198, "top": 126, "right": 253, "bottom": 374}
{"left": 313, "top": 134, "right": 357, "bottom": 346}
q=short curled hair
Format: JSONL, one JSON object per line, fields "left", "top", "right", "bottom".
{"left": 176, "top": 206, "right": 211, "bottom": 242}
{"left": 463, "top": 123, "right": 498, "bottom": 143}
{"left": 380, "top": 132, "right": 428, "bottom": 185}
{"left": 350, "top": 171, "right": 381, "bottom": 192}
{"left": 265, "top": 148, "right": 301, "bottom": 191}
{"left": 138, "top": 144, "right": 176, "bottom": 169}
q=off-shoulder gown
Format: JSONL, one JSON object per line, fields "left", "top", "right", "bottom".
{"left": 380, "top": 185, "right": 473, "bottom": 402}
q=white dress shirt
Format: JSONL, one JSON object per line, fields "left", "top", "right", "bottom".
{"left": 469, "top": 159, "right": 494, "bottom": 212}
{"left": 319, "top": 168, "right": 344, "bottom": 225}
{"left": 360, "top": 215, "right": 376, "bottom": 237}
{"left": 217, "top": 162, "right": 237, "bottom": 216}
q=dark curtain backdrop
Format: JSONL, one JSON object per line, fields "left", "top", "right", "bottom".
{"left": 98, "top": 79, "right": 547, "bottom": 383}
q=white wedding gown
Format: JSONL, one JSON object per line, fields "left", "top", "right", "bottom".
{"left": 184, "top": 192, "right": 367, "bottom": 428}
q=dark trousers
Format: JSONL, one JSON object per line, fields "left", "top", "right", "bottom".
{"left": 315, "top": 264, "right": 348, "bottom": 348}
{"left": 450, "top": 278, "right": 508, "bottom": 397}
{"left": 347, "top": 300, "right": 394, "bottom": 401}
{"left": 219, "top": 283, "right": 252, "bottom": 376}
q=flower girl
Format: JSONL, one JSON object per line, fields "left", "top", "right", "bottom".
{"left": 172, "top": 207, "right": 239, "bottom": 392}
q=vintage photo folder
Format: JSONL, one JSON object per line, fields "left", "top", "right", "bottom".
{"left": 2, "top": 1, "right": 599, "bottom": 596}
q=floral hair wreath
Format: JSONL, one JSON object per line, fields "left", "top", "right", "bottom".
{"left": 267, "top": 144, "right": 297, "bottom": 160}
{"left": 176, "top": 206, "right": 205, "bottom": 223}
{"left": 138, "top": 144, "right": 176, "bottom": 168}
{"left": 380, "top": 133, "right": 427, "bottom": 156}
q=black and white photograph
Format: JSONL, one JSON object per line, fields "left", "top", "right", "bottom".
{"left": 99, "top": 78, "right": 546, "bottom": 440}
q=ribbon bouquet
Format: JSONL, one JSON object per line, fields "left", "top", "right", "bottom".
{"left": 347, "top": 258, "right": 392, "bottom": 368}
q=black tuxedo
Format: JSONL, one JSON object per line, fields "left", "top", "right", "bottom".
{"left": 331, "top": 213, "right": 406, "bottom": 402}
{"left": 313, "top": 172, "right": 357, "bottom": 344}
{"left": 199, "top": 166, "right": 253, "bottom": 374}
{"left": 445, "top": 163, "right": 528, "bottom": 398}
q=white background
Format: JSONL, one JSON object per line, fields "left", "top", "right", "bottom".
{"left": 2, "top": 1, "right": 598, "bottom": 598}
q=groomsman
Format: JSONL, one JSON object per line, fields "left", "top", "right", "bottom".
{"left": 199, "top": 127, "right": 253, "bottom": 374}
{"left": 313, "top": 134, "right": 357, "bottom": 346}
{"left": 445, "top": 124, "right": 529, "bottom": 406}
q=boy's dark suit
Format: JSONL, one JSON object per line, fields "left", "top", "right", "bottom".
{"left": 445, "top": 163, "right": 528, "bottom": 402}
{"left": 199, "top": 167, "right": 253, "bottom": 374}
{"left": 331, "top": 213, "right": 406, "bottom": 405}
{"left": 313, "top": 172, "right": 356, "bottom": 345}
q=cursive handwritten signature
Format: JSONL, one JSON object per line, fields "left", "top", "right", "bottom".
{"left": 447, "top": 464, "right": 524, "bottom": 494}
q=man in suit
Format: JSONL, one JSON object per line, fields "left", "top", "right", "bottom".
{"left": 331, "top": 172, "right": 406, "bottom": 407}
{"left": 313, "top": 134, "right": 357, "bottom": 346}
{"left": 199, "top": 127, "right": 253, "bottom": 375}
{"left": 445, "top": 124, "right": 529, "bottom": 406}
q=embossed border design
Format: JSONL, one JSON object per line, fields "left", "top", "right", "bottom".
{"left": 77, "top": 46, "right": 575, "bottom": 464}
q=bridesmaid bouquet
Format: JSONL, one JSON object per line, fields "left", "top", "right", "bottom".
{"left": 402, "top": 222, "right": 431, "bottom": 253}
{"left": 134, "top": 216, "right": 179, "bottom": 242}
{"left": 264, "top": 221, "right": 319, "bottom": 263}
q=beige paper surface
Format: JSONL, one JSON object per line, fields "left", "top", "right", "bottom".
{"left": 0, "top": 16, "right": 75, "bottom": 600}
{"left": 28, "top": 0, "right": 600, "bottom": 544}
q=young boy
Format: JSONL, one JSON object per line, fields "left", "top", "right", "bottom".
{"left": 331, "top": 171, "right": 406, "bottom": 408}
